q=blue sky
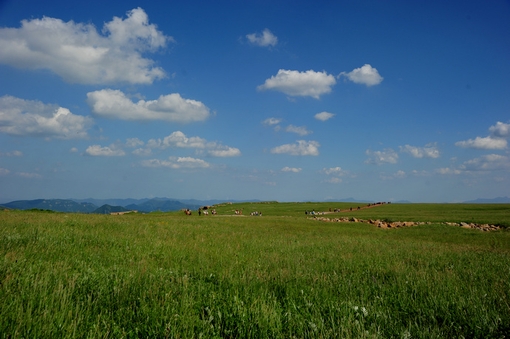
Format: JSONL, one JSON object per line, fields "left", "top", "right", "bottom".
{"left": 0, "top": 0, "right": 509, "bottom": 203}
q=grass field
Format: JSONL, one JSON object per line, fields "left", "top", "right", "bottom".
{"left": 1, "top": 203, "right": 509, "bottom": 338}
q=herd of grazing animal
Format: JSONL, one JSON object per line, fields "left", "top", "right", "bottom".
{"left": 183, "top": 201, "right": 391, "bottom": 216}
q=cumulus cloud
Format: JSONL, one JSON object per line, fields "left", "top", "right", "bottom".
{"left": 262, "top": 117, "right": 281, "bottom": 126}
{"left": 257, "top": 69, "right": 336, "bottom": 99}
{"left": 85, "top": 144, "right": 125, "bottom": 156}
{"left": 285, "top": 125, "right": 312, "bottom": 136}
{"left": 436, "top": 167, "right": 462, "bottom": 175}
{"left": 281, "top": 167, "right": 301, "bottom": 173}
{"left": 145, "top": 131, "right": 241, "bottom": 157}
{"left": 339, "top": 64, "right": 383, "bottom": 87}
{"left": 246, "top": 28, "right": 278, "bottom": 47}
{"left": 321, "top": 167, "right": 349, "bottom": 183}
{"left": 141, "top": 156, "right": 210, "bottom": 169}
{"left": 400, "top": 144, "right": 440, "bottom": 158}
{"left": 17, "top": 172, "right": 42, "bottom": 178}
{"left": 208, "top": 147, "right": 241, "bottom": 157}
{"left": 87, "top": 89, "right": 210, "bottom": 123}
{"left": 455, "top": 121, "right": 510, "bottom": 150}
{"left": 126, "top": 138, "right": 144, "bottom": 148}
{"left": 262, "top": 117, "right": 282, "bottom": 131}
{"left": 0, "top": 150, "right": 22, "bottom": 157}
{"left": 437, "top": 154, "right": 510, "bottom": 175}
{"left": 85, "top": 145, "right": 124, "bottom": 156}
{"left": 322, "top": 167, "right": 347, "bottom": 176}
{"left": 460, "top": 154, "right": 510, "bottom": 171}
{"left": 455, "top": 136, "right": 507, "bottom": 150}
{"left": 315, "top": 111, "right": 335, "bottom": 121}
{"left": 394, "top": 170, "right": 406, "bottom": 178}
{"left": 132, "top": 148, "right": 152, "bottom": 156}
{"left": 0, "top": 95, "right": 92, "bottom": 139}
{"left": 147, "top": 131, "right": 207, "bottom": 149}
{"left": 489, "top": 121, "right": 510, "bottom": 138}
{"left": 271, "top": 140, "right": 320, "bottom": 156}
{"left": 0, "top": 8, "right": 170, "bottom": 84}
{"left": 325, "top": 177, "right": 342, "bottom": 184}
{"left": 365, "top": 148, "right": 398, "bottom": 165}
{"left": 380, "top": 170, "right": 407, "bottom": 180}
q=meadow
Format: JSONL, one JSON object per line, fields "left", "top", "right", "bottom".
{"left": 1, "top": 202, "right": 509, "bottom": 338}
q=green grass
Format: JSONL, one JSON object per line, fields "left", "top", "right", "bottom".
{"left": 1, "top": 204, "right": 509, "bottom": 338}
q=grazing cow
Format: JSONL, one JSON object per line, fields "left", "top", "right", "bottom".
{"left": 184, "top": 209, "right": 192, "bottom": 215}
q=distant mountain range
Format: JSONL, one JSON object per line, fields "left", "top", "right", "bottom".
{"left": 462, "top": 196, "right": 510, "bottom": 203}
{"left": 0, "top": 199, "right": 98, "bottom": 213}
{"left": 0, "top": 197, "right": 226, "bottom": 213}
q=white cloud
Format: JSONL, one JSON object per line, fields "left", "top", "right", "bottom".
{"left": 70, "top": 147, "right": 78, "bottom": 153}
{"left": 411, "top": 170, "right": 430, "bottom": 176}
{"left": 0, "top": 168, "right": 10, "bottom": 175}
{"left": 455, "top": 121, "right": 510, "bottom": 150}
{"left": 148, "top": 131, "right": 207, "bottom": 149}
{"left": 146, "top": 131, "right": 241, "bottom": 157}
{"left": 246, "top": 28, "right": 278, "bottom": 47}
{"left": 281, "top": 167, "right": 301, "bottom": 173}
{"left": 322, "top": 167, "right": 349, "bottom": 183}
{"left": 322, "top": 167, "right": 347, "bottom": 176}
{"left": 257, "top": 69, "right": 336, "bottom": 99}
{"left": 262, "top": 117, "right": 282, "bottom": 132}
{"left": 87, "top": 89, "right": 210, "bottom": 123}
{"left": 455, "top": 136, "right": 507, "bottom": 150}
{"left": 0, "top": 8, "right": 170, "bottom": 84}
{"left": 437, "top": 154, "right": 510, "bottom": 174}
{"left": 132, "top": 148, "right": 152, "bottom": 156}
{"left": 208, "top": 147, "right": 241, "bottom": 157}
{"left": 489, "top": 121, "right": 510, "bottom": 138}
{"left": 325, "top": 177, "right": 342, "bottom": 184}
{"left": 0, "top": 95, "right": 92, "bottom": 139}
{"left": 262, "top": 117, "right": 281, "bottom": 126}
{"left": 285, "top": 125, "right": 312, "bottom": 136}
{"left": 141, "top": 156, "right": 210, "bottom": 169}
{"left": 380, "top": 170, "right": 406, "bottom": 180}
{"left": 126, "top": 138, "right": 144, "bottom": 148}
{"left": 85, "top": 144, "right": 125, "bottom": 156}
{"left": 400, "top": 144, "right": 440, "bottom": 158}
{"left": 365, "top": 148, "right": 398, "bottom": 165}
{"left": 16, "top": 172, "right": 42, "bottom": 178}
{"left": 436, "top": 167, "right": 462, "bottom": 175}
{"left": 339, "top": 64, "right": 383, "bottom": 86}
{"left": 394, "top": 170, "right": 406, "bottom": 178}
{"left": 271, "top": 140, "right": 320, "bottom": 156}
{"left": 460, "top": 154, "right": 510, "bottom": 171}
{"left": 0, "top": 150, "right": 22, "bottom": 157}
{"left": 315, "top": 111, "right": 335, "bottom": 121}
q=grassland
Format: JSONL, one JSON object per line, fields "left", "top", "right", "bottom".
{"left": 1, "top": 203, "right": 509, "bottom": 338}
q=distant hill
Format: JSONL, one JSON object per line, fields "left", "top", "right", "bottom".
{"left": 73, "top": 198, "right": 151, "bottom": 207}
{"left": 0, "top": 199, "right": 97, "bottom": 213}
{"left": 92, "top": 204, "right": 130, "bottom": 214}
{"left": 0, "top": 197, "right": 210, "bottom": 213}
{"left": 322, "top": 197, "right": 372, "bottom": 203}
{"left": 463, "top": 197, "right": 510, "bottom": 203}
{"left": 125, "top": 198, "right": 199, "bottom": 213}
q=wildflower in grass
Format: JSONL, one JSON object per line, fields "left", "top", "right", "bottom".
{"left": 361, "top": 307, "right": 368, "bottom": 316}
